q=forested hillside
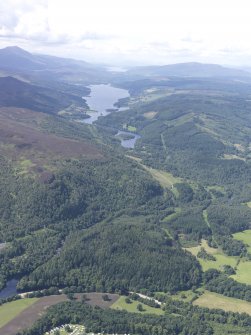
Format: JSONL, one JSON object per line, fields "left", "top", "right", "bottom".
{"left": 0, "top": 115, "right": 173, "bottom": 291}
{"left": 97, "top": 76, "right": 251, "bottom": 249}
{"left": 18, "top": 218, "right": 201, "bottom": 292}
{"left": 1, "top": 47, "right": 251, "bottom": 335}
{"left": 0, "top": 77, "right": 86, "bottom": 114}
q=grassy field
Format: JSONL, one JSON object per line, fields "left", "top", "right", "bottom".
{"left": 111, "top": 296, "right": 164, "bottom": 315}
{"left": 161, "top": 208, "right": 181, "bottom": 223}
{"left": 231, "top": 230, "right": 251, "bottom": 284}
{"left": 171, "top": 289, "right": 201, "bottom": 303}
{"left": 185, "top": 239, "right": 238, "bottom": 271}
{"left": 233, "top": 229, "right": 251, "bottom": 253}
{"left": 194, "top": 291, "right": 251, "bottom": 315}
{"left": 122, "top": 124, "right": 137, "bottom": 132}
{"left": 231, "top": 260, "right": 251, "bottom": 285}
{"left": 139, "top": 90, "right": 172, "bottom": 103}
{"left": 126, "top": 155, "right": 182, "bottom": 195}
{"left": 141, "top": 166, "right": 182, "bottom": 191}
{"left": 206, "top": 185, "right": 226, "bottom": 198}
{"left": 186, "top": 238, "right": 251, "bottom": 285}
{"left": 0, "top": 298, "right": 38, "bottom": 328}
{"left": 127, "top": 125, "right": 137, "bottom": 132}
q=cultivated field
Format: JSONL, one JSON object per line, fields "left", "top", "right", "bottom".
{"left": 0, "top": 298, "right": 38, "bottom": 328}
{"left": 0, "top": 295, "right": 67, "bottom": 335}
{"left": 0, "top": 292, "right": 120, "bottom": 335}
{"left": 194, "top": 291, "right": 251, "bottom": 315}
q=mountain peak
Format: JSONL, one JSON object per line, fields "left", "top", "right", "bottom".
{"left": 1, "top": 46, "right": 32, "bottom": 56}
{"left": 0, "top": 46, "right": 45, "bottom": 71}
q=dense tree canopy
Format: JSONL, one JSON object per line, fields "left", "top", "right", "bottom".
{"left": 18, "top": 218, "right": 201, "bottom": 292}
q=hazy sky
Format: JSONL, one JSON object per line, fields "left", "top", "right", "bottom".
{"left": 1, "top": 0, "right": 251, "bottom": 66}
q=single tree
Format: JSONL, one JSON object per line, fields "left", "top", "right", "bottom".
{"left": 137, "top": 303, "right": 144, "bottom": 312}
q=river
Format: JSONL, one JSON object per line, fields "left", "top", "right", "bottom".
{"left": 0, "top": 279, "right": 18, "bottom": 299}
{"left": 83, "top": 84, "right": 140, "bottom": 148}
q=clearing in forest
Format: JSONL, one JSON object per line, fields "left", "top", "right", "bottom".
{"left": 194, "top": 291, "right": 251, "bottom": 315}
{"left": 185, "top": 239, "right": 238, "bottom": 271}
{"left": 111, "top": 296, "right": 164, "bottom": 315}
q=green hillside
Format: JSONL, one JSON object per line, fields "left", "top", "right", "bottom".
{"left": 1, "top": 48, "right": 251, "bottom": 335}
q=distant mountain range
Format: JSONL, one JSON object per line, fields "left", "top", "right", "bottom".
{"left": 1, "top": 45, "right": 251, "bottom": 116}
{"left": 0, "top": 46, "right": 110, "bottom": 84}
{"left": 126, "top": 62, "right": 251, "bottom": 78}
{"left": 0, "top": 46, "right": 250, "bottom": 81}
{"left": 0, "top": 46, "right": 96, "bottom": 72}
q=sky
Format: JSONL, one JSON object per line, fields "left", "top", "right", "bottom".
{"left": 1, "top": 0, "right": 251, "bottom": 66}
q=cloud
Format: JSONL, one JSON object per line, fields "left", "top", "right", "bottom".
{"left": 0, "top": 0, "right": 49, "bottom": 40}
{"left": 1, "top": 0, "right": 251, "bottom": 65}
{"left": 0, "top": 0, "right": 117, "bottom": 49}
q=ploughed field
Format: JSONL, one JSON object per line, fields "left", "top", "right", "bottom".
{"left": 0, "top": 293, "right": 119, "bottom": 335}
{"left": 0, "top": 296, "right": 67, "bottom": 335}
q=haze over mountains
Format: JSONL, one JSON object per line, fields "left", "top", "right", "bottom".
{"left": 0, "top": 46, "right": 251, "bottom": 116}
{"left": 127, "top": 62, "right": 251, "bottom": 78}
{"left": 0, "top": 46, "right": 95, "bottom": 72}
{"left": 0, "top": 46, "right": 109, "bottom": 85}
{"left": 0, "top": 46, "right": 251, "bottom": 81}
